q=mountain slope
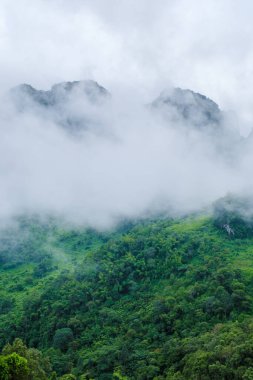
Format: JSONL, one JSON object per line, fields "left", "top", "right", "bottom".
{"left": 1, "top": 214, "right": 253, "bottom": 379}
{"left": 1, "top": 81, "right": 252, "bottom": 379}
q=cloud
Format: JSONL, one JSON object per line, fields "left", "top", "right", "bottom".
{"left": 1, "top": 0, "right": 253, "bottom": 128}
{"left": 0, "top": 1, "right": 253, "bottom": 227}
{"left": 0, "top": 79, "right": 247, "bottom": 228}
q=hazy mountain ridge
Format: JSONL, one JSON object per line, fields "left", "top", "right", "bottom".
{"left": 152, "top": 87, "right": 222, "bottom": 128}
{"left": 10, "top": 80, "right": 110, "bottom": 132}
{"left": 11, "top": 80, "right": 109, "bottom": 108}
{"left": 10, "top": 80, "right": 224, "bottom": 132}
{"left": 10, "top": 80, "right": 241, "bottom": 143}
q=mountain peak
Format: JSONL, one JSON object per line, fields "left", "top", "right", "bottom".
{"left": 11, "top": 80, "right": 109, "bottom": 109}
{"left": 152, "top": 87, "right": 222, "bottom": 128}
{"left": 10, "top": 80, "right": 110, "bottom": 133}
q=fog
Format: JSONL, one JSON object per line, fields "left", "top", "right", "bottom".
{"left": 1, "top": 0, "right": 253, "bottom": 228}
{"left": 0, "top": 80, "right": 248, "bottom": 228}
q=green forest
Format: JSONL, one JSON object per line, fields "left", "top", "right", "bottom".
{"left": 2, "top": 199, "right": 253, "bottom": 379}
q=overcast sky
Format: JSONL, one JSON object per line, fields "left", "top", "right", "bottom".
{"left": 0, "top": 0, "right": 253, "bottom": 227}
{"left": 1, "top": 0, "right": 253, "bottom": 132}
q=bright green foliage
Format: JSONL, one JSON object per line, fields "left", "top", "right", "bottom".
{"left": 2, "top": 339, "right": 51, "bottom": 380}
{"left": 1, "top": 215, "right": 253, "bottom": 378}
{"left": 59, "top": 375, "right": 76, "bottom": 380}
{"left": 0, "top": 353, "right": 28, "bottom": 380}
{"left": 112, "top": 369, "right": 129, "bottom": 379}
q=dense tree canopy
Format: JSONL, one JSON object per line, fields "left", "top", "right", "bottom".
{"left": 1, "top": 213, "right": 253, "bottom": 378}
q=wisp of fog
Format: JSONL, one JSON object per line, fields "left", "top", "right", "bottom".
{"left": 0, "top": 80, "right": 251, "bottom": 229}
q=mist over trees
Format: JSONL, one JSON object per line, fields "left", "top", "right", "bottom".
{"left": 2, "top": 1, "right": 253, "bottom": 379}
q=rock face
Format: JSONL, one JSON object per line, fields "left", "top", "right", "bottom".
{"left": 10, "top": 80, "right": 110, "bottom": 132}
{"left": 213, "top": 195, "right": 253, "bottom": 238}
{"left": 11, "top": 81, "right": 222, "bottom": 132}
{"left": 10, "top": 81, "right": 239, "bottom": 150}
{"left": 151, "top": 87, "right": 243, "bottom": 163}
{"left": 11, "top": 80, "right": 109, "bottom": 108}
{"left": 152, "top": 87, "right": 222, "bottom": 129}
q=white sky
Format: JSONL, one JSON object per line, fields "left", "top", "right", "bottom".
{"left": 1, "top": 0, "right": 253, "bottom": 132}
{"left": 0, "top": 0, "right": 253, "bottom": 227}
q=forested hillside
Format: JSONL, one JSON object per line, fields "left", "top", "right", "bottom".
{"left": 1, "top": 208, "right": 253, "bottom": 379}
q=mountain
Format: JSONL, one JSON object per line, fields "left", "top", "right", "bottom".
{"left": 1, "top": 212, "right": 253, "bottom": 379}
{"left": 10, "top": 80, "right": 231, "bottom": 144}
{"left": 12, "top": 82, "right": 222, "bottom": 130}
{"left": 11, "top": 80, "right": 109, "bottom": 108}
{"left": 151, "top": 87, "right": 242, "bottom": 162}
{"left": 10, "top": 80, "right": 239, "bottom": 141}
{"left": 151, "top": 87, "right": 222, "bottom": 129}
{"left": 10, "top": 80, "right": 110, "bottom": 132}
{"left": 2, "top": 81, "right": 253, "bottom": 379}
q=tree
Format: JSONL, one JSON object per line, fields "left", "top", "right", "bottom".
{"left": 53, "top": 328, "right": 74, "bottom": 352}
{"left": 113, "top": 369, "right": 129, "bottom": 379}
{"left": 2, "top": 339, "right": 51, "bottom": 380}
{"left": 0, "top": 353, "right": 29, "bottom": 380}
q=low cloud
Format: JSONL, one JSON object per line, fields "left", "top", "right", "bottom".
{"left": 0, "top": 80, "right": 249, "bottom": 228}
{"left": 1, "top": 0, "right": 253, "bottom": 228}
